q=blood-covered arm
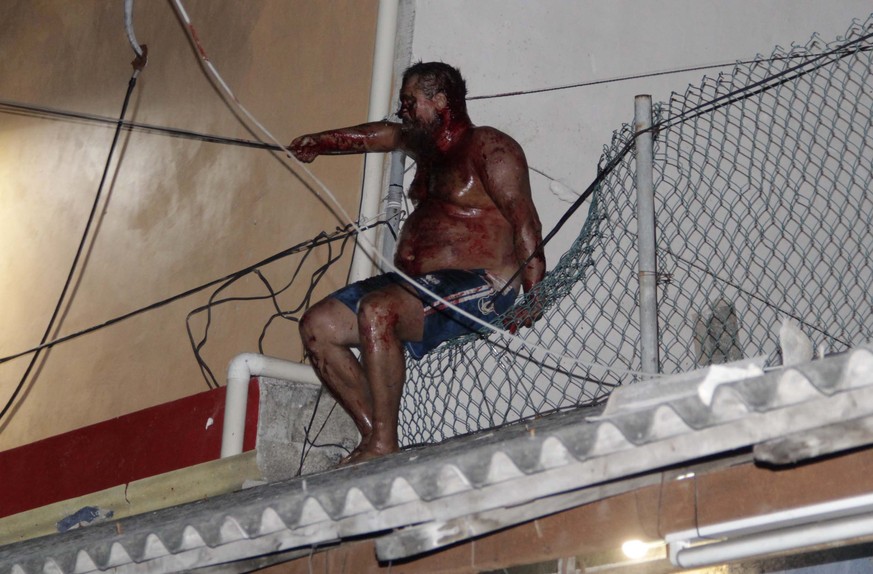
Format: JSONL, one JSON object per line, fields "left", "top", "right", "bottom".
{"left": 477, "top": 129, "right": 546, "bottom": 329}
{"left": 289, "top": 121, "right": 402, "bottom": 163}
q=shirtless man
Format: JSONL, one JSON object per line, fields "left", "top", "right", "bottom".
{"left": 290, "top": 62, "right": 545, "bottom": 464}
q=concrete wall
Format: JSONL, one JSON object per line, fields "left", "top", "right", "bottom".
{"left": 407, "top": 0, "right": 872, "bottom": 264}
{"left": 0, "top": 0, "right": 378, "bottom": 450}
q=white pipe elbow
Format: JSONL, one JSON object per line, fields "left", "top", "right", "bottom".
{"left": 221, "top": 353, "right": 320, "bottom": 458}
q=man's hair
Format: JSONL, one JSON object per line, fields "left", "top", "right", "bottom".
{"left": 402, "top": 61, "right": 468, "bottom": 116}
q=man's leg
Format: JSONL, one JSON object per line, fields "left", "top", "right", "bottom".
{"left": 299, "top": 298, "right": 374, "bottom": 451}
{"left": 355, "top": 283, "right": 424, "bottom": 460}
{"left": 300, "top": 283, "right": 424, "bottom": 463}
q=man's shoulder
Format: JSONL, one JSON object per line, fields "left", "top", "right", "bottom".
{"left": 469, "top": 125, "right": 515, "bottom": 141}
{"left": 468, "top": 126, "right": 525, "bottom": 154}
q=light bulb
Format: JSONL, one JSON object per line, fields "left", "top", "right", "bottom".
{"left": 622, "top": 539, "right": 650, "bottom": 560}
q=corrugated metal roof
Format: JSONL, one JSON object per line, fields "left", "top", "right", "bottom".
{"left": 3, "top": 344, "right": 872, "bottom": 573}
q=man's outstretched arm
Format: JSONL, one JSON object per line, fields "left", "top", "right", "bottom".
{"left": 289, "top": 121, "right": 402, "bottom": 163}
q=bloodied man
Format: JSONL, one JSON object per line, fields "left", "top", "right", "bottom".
{"left": 290, "top": 62, "right": 545, "bottom": 464}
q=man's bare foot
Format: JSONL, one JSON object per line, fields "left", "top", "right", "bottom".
{"left": 337, "top": 443, "right": 398, "bottom": 466}
{"left": 338, "top": 448, "right": 377, "bottom": 466}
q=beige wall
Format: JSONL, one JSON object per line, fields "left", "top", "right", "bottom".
{"left": 0, "top": 0, "right": 379, "bottom": 449}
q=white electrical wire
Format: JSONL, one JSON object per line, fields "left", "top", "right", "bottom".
{"left": 169, "top": 0, "right": 654, "bottom": 379}
{"left": 123, "top": 0, "right": 145, "bottom": 58}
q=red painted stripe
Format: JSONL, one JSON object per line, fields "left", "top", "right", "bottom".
{"left": 0, "top": 379, "right": 259, "bottom": 519}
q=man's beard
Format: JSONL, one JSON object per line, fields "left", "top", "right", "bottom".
{"left": 401, "top": 115, "right": 442, "bottom": 154}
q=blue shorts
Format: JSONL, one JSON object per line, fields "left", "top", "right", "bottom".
{"left": 331, "top": 269, "right": 518, "bottom": 360}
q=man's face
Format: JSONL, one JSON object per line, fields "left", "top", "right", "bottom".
{"left": 399, "top": 76, "right": 440, "bottom": 134}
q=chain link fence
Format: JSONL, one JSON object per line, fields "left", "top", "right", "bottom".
{"left": 399, "top": 14, "right": 873, "bottom": 446}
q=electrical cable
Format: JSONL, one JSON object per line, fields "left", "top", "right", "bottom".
{"left": 123, "top": 0, "right": 145, "bottom": 59}
{"left": 2, "top": 35, "right": 862, "bottom": 308}
{"left": 0, "top": 65, "right": 146, "bottom": 425}
{"left": 654, "top": 33, "right": 872, "bottom": 133}
{"left": 185, "top": 227, "right": 355, "bottom": 389}
{"left": 0, "top": 221, "right": 379, "bottom": 367}
{"left": 1, "top": 49, "right": 868, "bottom": 152}
{"left": 254, "top": 232, "right": 355, "bottom": 353}
{"left": 295, "top": 389, "right": 351, "bottom": 477}
{"left": 0, "top": 99, "right": 282, "bottom": 152}
{"left": 466, "top": 47, "right": 870, "bottom": 101}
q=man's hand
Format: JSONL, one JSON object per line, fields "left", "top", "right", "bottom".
{"left": 502, "top": 292, "right": 544, "bottom": 335}
{"left": 289, "top": 135, "right": 320, "bottom": 163}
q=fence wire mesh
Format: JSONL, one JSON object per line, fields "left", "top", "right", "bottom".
{"left": 399, "top": 14, "right": 873, "bottom": 446}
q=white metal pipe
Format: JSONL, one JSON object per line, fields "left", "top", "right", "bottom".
{"left": 377, "top": 2, "right": 415, "bottom": 273}
{"left": 667, "top": 492, "right": 873, "bottom": 568}
{"left": 221, "top": 353, "right": 320, "bottom": 458}
{"left": 348, "top": 0, "right": 401, "bottom": 283}
{"left": 671, "top": 511, "right": 873, "bottom": 568}
{"left": 379, "top": 150, "right": 406, "bottom": 271}
{"left": 634, "top": 95, "right": 660, "bottom": 375}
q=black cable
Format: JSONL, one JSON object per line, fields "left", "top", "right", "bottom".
{"left": 655, "top": 33, "right": 873, "bottom": 133}
{"left": 495, "top": 137, "right": 634, "bottom": 298}
{"left": 295, "top": 389, "right": 352, "bottom": 477}
{"left": 184, "top": 228, "right": 354, "bottom": 389}
{"left": 255, "top": 234, "right": 354, "bottom": 353}
{"left": 185, "top": 274, "right": 241, "bottom": 389}
{"left": 178, "top": 226, "right": 355, "bottom": 468}
{"left": 468, "top": 45, "right": 871, "bottom": 101}
{"left": 470, "top": 62, "right": 745, "bottom": 100}
{"left": 0, "top": 99, "right": 282, "bottom": 152}
{"left": 0, "top": 221, "right": 382, "bottom": 367}
{"left": 0, "top": 71, "right": 141, "bottom": 425}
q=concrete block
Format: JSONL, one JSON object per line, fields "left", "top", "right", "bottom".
{"left": 256, "top": 377, "right": 358, "bottom": 481}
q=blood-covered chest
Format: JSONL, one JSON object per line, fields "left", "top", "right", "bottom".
{"left": 410, "top": 157, "right": 494, "bottom": 210}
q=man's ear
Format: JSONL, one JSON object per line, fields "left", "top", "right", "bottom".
{"left": 433, "top": 92, "right": 448, "bottom": 111}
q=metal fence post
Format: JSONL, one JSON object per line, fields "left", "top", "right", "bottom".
{"left": 634, "top": 95, "right": 660, "bottom": 375}
{"left": 379, "top": 150, "right": 406, "bottom": 272}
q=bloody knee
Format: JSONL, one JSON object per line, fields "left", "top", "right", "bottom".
{"left": 299, "top": 298, "right": 360, "bottom": 356}
{"left": 298, "top": 307, "right": 320, "bottom": 346}
{"left": 357, "top": 292, "right": 401, "bottom": 346}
